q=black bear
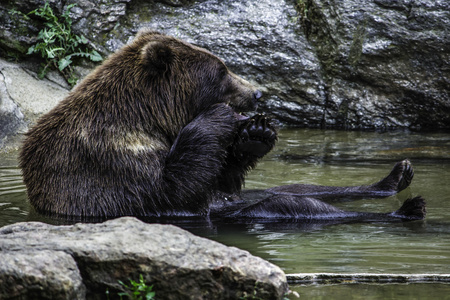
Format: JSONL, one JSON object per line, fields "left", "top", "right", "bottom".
{"left": 20, "top": 30, "right": 425, "bottom": 222}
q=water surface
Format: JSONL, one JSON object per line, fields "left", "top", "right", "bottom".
{"left": 1, "top": 128, "right": 449, "bottom": 299}
{"left": 212, "top": 129, "right": 450, "bottom": 275}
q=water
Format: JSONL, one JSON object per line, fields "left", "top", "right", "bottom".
{"left": 289, "top": 283, "right": 450, "bottom": 300}
{"left": 210, "top": 129, "right": 450, "bottom": 274}
{"left": 1, "top": 128, "right": 450, "bottom": 299}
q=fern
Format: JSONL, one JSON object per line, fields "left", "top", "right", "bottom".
{"left": 26, "top": 1, "right": 102, "bottom": 86}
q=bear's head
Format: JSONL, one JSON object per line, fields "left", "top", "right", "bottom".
{"left": 80, "top": 30, "right": 263, "bottom": 139}
{"left": 128, "top": 30, "right": 262, "bottom": 131}
{"left": 140, "top": 30, "right": 261, "bottom": 108}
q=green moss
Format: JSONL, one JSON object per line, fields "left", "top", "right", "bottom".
{"left": 295, "top": 0, "right": 313, "bottom": 37}
{"left": 348, "top": 19, "right": 368, "bottom": 67}
{"left": 294, "top": 0, "right": 343, "bottom": 85}
{"left": 1, "top": 7, "right": 34, "bottom": 59}
{"left": 0, "top": 38, "right": 28, "bottom": 55}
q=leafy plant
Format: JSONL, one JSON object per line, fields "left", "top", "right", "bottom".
{"left": 295, "top": 0, "right": 313, "bottom": 37}
{"left": 25, "top": 1, "right": 102, "bottom": 86}
{"left": 118, "top": 274, "right": 156, "bottom": 300}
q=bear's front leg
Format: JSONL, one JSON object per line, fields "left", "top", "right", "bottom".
{"left": 216, "top": 114, "right": 278, "bottom": 194}
{"left": 161, "top": 103, "right": 238, "bottom": 214}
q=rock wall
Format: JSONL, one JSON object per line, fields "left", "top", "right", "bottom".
{"left": 302, "top": 0, "right": 450, "bottom": 129}
{"left": 0, "top": 59, "right": 68, "bottom": 148}
{"left": 0, "top": 217, "right": 288, "bottom": 300}
{"left": 1, "top": 0, "right": 449, "bottom": 138}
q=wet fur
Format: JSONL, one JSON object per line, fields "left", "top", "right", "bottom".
{"left": 20, "top": 30, "right": 425, "bottom": 222}
{"left": 20, "top": 30, "right": 265, "bottom": 218}
{"left": 219, "top": 159, "right": 426, "bottom": 222}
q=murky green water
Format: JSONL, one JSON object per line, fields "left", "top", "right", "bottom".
{"left": 289, "top": 283, "right": 450, "bottom": 300}
{"left": 214, "top": 129, "right": 450, "bottom": 273}
{"left": 1, "top": 128, "right": 450, "bottom": 299}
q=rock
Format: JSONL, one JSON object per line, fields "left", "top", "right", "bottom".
{"left": 302, "top": 0, "right": 450, "bottom": 129}
{"left": 0, "top": 217, "right": 288, "bottom": 300}
{"left": 68, "top": 0, "right": 131, "bottom": 54}
{"left": 0, "top": 0, "right": 131, "bottom": 58}
{"left": 1, "top": 0, "right": 449, "bottom": 131}
{"left": 0, "top": 58, "right": 68, "bottom": 149}
{"left": 0, "top": 69, "right": 25, "bottom": 147}
{"left": 121, "top": 0, "right": 328, "bottom": 127}
{"left": 85, "top": 0, "right": 450, "bottom": 129}
{"left": 286, "top": 272, "right": 450, "bottom": 284}
{"left": 0, "top": 251, "right": 86, "bottom": 299}
{"left": 0, "top": 0, "right": 41, "bottom": 58}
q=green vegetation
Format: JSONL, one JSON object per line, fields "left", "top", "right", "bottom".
{"left": 348, "top": 19, "right": 368, "bottom": 67}
{"left": 295, "top": 0, "right": 313, "bottom": 37}
{"left": 296, "top": 0, "right": 310, "bottom": 20}
{"left": 21, "top": 1, "right": 102, "bottom": 86}
{"left": 105, "top": 276, "right": 297, "bottom": 300}
{"left": 117, "top": 274, "right": 156, "bottom": 300}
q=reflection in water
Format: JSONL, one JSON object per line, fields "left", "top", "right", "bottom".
{"left": 1, "top": 129, "right": 450, "bottom": 298}
{"left": 0, "top": 154, "right": 29, "bottom": 227}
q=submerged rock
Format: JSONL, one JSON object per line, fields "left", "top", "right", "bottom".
{"left": 0, "top": 217, "right": 288, "bottom": 300}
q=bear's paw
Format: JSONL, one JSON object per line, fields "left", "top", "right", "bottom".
{"left": 236, "top": 114, "right": 277, "bottom": 157}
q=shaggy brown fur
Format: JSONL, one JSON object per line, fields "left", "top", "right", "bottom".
{"left": 20, "top": 30, "right": 425, "bottom": 223}
{"left": 20, "top": 29, "right": 268, "bottom": 218}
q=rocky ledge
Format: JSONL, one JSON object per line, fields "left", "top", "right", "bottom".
{"left": 0, "top": 58, "right": 69, "bottom": 150}
{"left": 2, "top": 0, "right": 449, "bottom": 132}
{"left": 0, "top": 217, "right": 288, "bottom": 300}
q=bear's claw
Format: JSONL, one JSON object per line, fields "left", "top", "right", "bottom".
{"left": 245, "top": 114, "right": 277, "bottom": 142}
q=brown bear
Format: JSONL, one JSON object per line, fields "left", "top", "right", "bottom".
{"left": 20, "top": 29, "right": 274, "bottom": 218}
{"left": 20, "top": 29, "right": 425, "bottom": 222}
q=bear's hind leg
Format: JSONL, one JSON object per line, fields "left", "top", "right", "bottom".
{"left": 391, "top": 196, "right": 426, "bottom": 220}
{"left": 231, "top": 194, "right": 426, "bottom": 222}
{"left": 265, "top": 159, "right": 414, "bottom": 199}
{"left": 232, "top": 195, "right": 345, "bottom": 219}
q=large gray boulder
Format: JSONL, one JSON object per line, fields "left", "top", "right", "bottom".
{"left": 125, "top": 0, "right": 450, "bottom": 129}
{"left": 0, "top": 217, "right": 288, "bottom": 300}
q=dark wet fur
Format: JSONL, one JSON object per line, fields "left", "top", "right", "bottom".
{"left": 393, "top": 196, "right": 427, "bottom": 220}
{"left": 19, "top": 31, "right": 426, "bottom": 224}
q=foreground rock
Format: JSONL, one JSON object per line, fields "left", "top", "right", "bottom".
{"left": 0, "top": 217, "right": 288, "bottom": 300}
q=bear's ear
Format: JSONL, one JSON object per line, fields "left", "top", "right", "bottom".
{"left": 141, "top": 41, "right": 173, "bottom": 75}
